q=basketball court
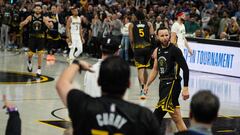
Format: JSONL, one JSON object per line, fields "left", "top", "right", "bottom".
{"left": 0, "top": 51, "right": 240, "bottom": 134}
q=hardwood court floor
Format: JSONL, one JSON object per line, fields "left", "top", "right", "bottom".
{"left": 0, "top": 51, "right": 240, "bottom": 135}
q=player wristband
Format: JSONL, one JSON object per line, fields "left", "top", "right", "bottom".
{"left": 72, "top": 59, "right": 82, "bottom": 73}
{"left": 7, "top": 107, "right": 18, "bottom": 113}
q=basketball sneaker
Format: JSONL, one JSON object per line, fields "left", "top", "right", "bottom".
{"left": 46, "top": 54, "right": 51, "bottom": 61}
{"left": 36, "top": 69, "right": 41, "bottom": 77}
{"left": 27, "top": 62, "right": 33, "bottom": 72}
{"left": 51, "top": 55, "right": 56, "bottom": 61}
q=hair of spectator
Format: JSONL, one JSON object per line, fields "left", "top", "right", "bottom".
{"left": 98, "top": 56, "right": 130, "bottom": 96}
{"left": 190, "top": 90, "right": 220, "bottom": 124}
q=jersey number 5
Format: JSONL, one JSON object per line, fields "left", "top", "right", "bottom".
{"left": 91, "top": 129, "right": 123, "bottom": 135}
{"left": 139, "top": 28, "right": 144, "bottom": 37}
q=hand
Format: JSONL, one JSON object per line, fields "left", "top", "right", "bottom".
{"left": 182, "top": 87, "right": 190, "bottom": 100}
{"left": 79, "top": 60, "right": 94, "bottom": 73}
{"left": 82, "top": 38, "right": 85, "bottom": 44}
{"left": 66, "top": 38, "right": 72, "bottom": 47}
{"left": 19, "top": 23, "right": 24, "bottom": 29}
{"left": 188, "top": 48, "right": 193, "bottom": 56}
{"left": 2, "top": 95, "right": 15, "bottom": 109}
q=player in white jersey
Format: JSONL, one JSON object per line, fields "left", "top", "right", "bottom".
{"left": 171, "top": 12, "right": 193, "bottom": 55}
{"left": 66, "top": 7, "right": 84, "bottom": 63}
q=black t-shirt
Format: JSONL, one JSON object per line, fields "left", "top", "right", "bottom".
{"left": 2, "top": 8, "right": 12, "bottom": 25}
{"left": 157, "top": 44, "right": 189, "bottom": 86}
{"left": 67, "top": 89, "right": 161, "bottom": 135}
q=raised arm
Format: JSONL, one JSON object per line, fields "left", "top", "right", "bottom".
{"left": 43, "top": 16, "right": 54, "bottom": 29}
{"left": 19, "top": 15, "right": 32, "bottom": 29}
{"left": 174, "top": 47, "right": 190, "bottom": 100}
{"left": 56, "top": 60, "right": 93, "bottom": 106}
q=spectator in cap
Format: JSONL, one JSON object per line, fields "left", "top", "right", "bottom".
{"left": 84, "top": 37, "right": 120, "bottom": 97}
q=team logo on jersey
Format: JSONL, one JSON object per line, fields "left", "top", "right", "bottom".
{"left": 33, "top": 21, "right": 42, "bottom": 31}
{"left": 158, "top": 56, "right": 167, "bottom": 74}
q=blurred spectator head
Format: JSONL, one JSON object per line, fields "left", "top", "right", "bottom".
{"left": 189, "top": 14, "right": 197, "bottom": 22}
{"left": 123, "top": 15, "right": 130, "bottom": 24}
{"left": 223, "top": 10, "right": 229, "bottom": 18}
{"left": 203, "top": 27, "right": 212, "bottom": 38}
{"left": 195, "top": 29, "right": 203, "bottom": 38}
{"left": 98, "top": 56, "right": 130, "bottom": 96}
{"left": 56, "top": 4, "right": 63, "bottom": 13}
{"left": 190, "top": 90, "right": 220, "bottom": 124}
{"left": 156, "top": 15, "right": 161, "bottom": 22}
{"left": 116, "top": 12, "right": 122, "bottom": 19}
{"left": 42, "top": 4, "right": 48, "bottom": 13}
{"left": 112, "top": 13, "right": 117, "bottom": 20}
{"left": 70, "top": 6, "right": 78, "bottom": 16}
{"left": 50, "top": 4, "right": 57, "bottom": 14}
{"left": 149, "top": 10, "right": 154, "bottom": 18}
{"left": 88, "top": 4, "right": 93, "bottom": 12}
{"left": 231, "top": 16, "right": 237, "bottom": 23}
{"left": 131, "top": 13, "right": 137, "bottom": 22}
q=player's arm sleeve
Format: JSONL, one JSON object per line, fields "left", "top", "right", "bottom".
{"left": 174, "top": 48, "right": 189, "bottom": 87}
